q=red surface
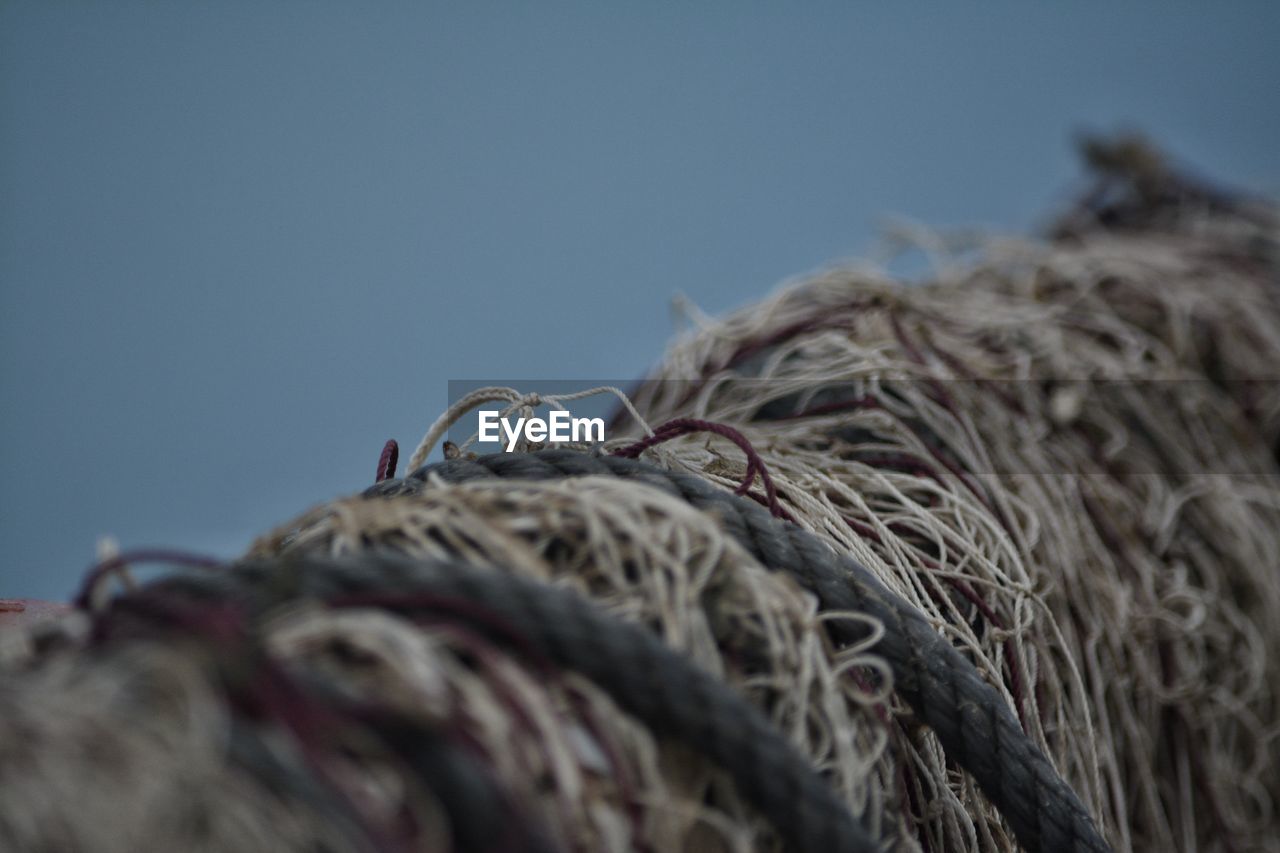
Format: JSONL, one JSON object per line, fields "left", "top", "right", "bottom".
{"left": 0, "top": 599, "right": 71, "bottom": 629}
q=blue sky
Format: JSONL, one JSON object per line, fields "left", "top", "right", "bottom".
{"left": 2, "top": 2, "right": 1277, "bottom": 600}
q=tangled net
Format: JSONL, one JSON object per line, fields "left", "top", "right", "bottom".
{"left": 1, "top": 136, "right": 1276, "bottom": 853}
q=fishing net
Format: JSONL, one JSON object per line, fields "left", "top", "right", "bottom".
{"left": 2, "top": 136, "right": 1276, "bottom": 853}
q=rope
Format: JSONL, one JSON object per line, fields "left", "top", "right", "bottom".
{"left": 375, "top": 449, "right": 1112, "bottom": 853}
{"left": 122, "top": 553, "right": 880, "bottom": 853}
{"left": 74, "top": 548, "right": 225, "bottom": 612}
{"left": 375, "top": 439, "right": 399, "bottom": 483}
{"left": 611, "top": 417, "right": 785, "bottom": 517}
{"left": 93, "top": 580, "right": 559, "bottom": 853}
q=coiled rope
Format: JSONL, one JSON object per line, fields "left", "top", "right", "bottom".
{"left": 107, "top": 552, "right": 880, "bottom": 853}
{"left": 373, "top": 449, "right": 1111, "bottom": 853}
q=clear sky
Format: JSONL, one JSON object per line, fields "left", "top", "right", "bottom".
{"left": 2, "top": 2, "right": 1277, "bottom": 600}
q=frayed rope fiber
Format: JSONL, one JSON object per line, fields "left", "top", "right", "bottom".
{"left": 122, "top": 553, "right": 879, "bottom": 853}
{"left": 377, "top": 450, "right": 1110, "bottom": 853}
{"left": 2, "top": 136, "right": 1278, "bottom": 853}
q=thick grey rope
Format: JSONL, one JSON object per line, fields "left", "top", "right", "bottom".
{"left": 139, "top": 554, "right": 878, "bottom": 853}
{"left": 369, "top": 449, "right": 1111, "bottom": 853}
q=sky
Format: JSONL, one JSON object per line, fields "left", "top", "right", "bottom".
{"left": 2, "top": 2, "right": 1277, "bottom": 601}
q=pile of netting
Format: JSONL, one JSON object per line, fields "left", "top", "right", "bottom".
{"left": 1, "top": 137, "right": 1276, "bottom": 853}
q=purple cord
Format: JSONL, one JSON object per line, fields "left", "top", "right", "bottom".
{"left": 612, "top": 418, "right": 784, "bottom": 518}
{"left": 376, "top": 439, "right": 399, "bottom": 483}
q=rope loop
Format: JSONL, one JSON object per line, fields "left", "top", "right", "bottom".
{"left": 74, "top": 549, "right": 225, "bottom": 612}
{"left": 611, "top": 417, "right": 784, "bottom": 518}
{"left": 375, "top": 439, "right": 399, "bottom": 483}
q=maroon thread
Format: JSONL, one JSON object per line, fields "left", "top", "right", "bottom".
{"left": 888, "top": 310, "right": 1016, "bottom": 533}
{"left": 88, "top": 590, "right": 419, "bottom": 853}
{"left": 843, "top": 514, "right": 1033, "bottom": 732}
{"left": 773, "top": 394, "right": 882, "bottom": 420}
{"left": 74, "top": 549, "right": 224, "bottom": 611}
{"left": 376, "top": 439, "right": 400, "bottom": 483}
{"left": 611, "top": 418, "right": 784, "bottom": 518}
{"left": 608, "top": 301, "right": 870, "bottom": 429}
{"left": 329, "top": 591, "right": 560, "bottom": 677}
